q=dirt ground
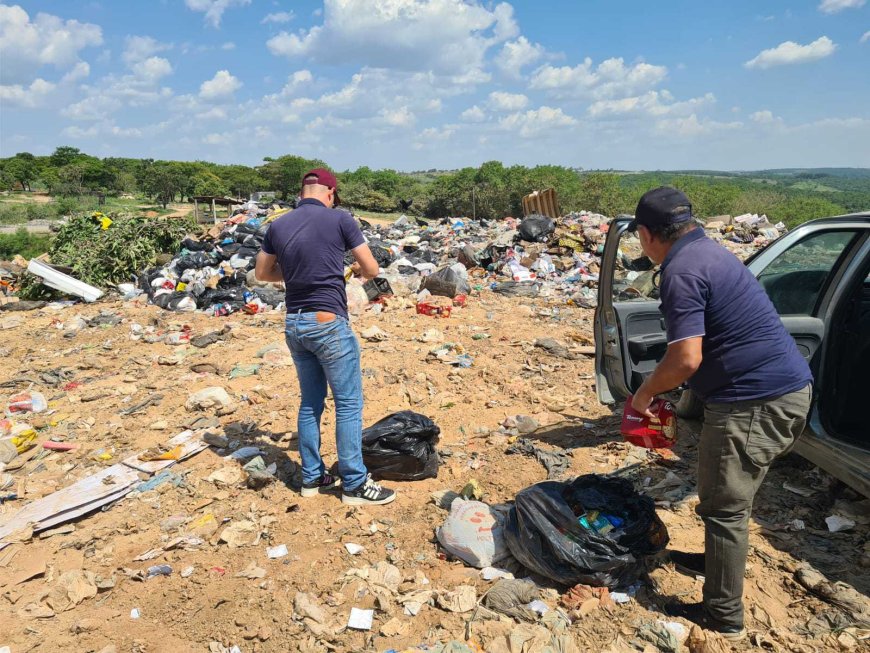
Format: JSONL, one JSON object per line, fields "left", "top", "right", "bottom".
{"left": 0, "top": 291, "right": 867, "bottom": 653}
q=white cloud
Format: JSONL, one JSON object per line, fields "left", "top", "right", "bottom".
{"left": 818, "top": 0, "right": 865, "bottom": 14}
{"left": 61, "top": 61, "right": 90, "bottom": 84}
{"left": 499, "top": 106, "right": 576, "bottom": 138}
{"left": 531, "top": 57, "right": 668, "bottom": 99}
{"left": 266, "top": 0, "right": 518, "bottom": 79}
{"left": 0, "top": 78, "right": 55, "bottom": 108}
{"left": 203, "top": 132, "right": 230, "bottom": 145}
{"left": 196, "top": 107, "right": 228, "bottom": 120}
{"left": 861, "top": 31, "right": 870, "bottom": 44}
{"left": 0, "top": 4, "right": 102, "bottom": 83}
{"left": 62, "top": 96, "right": 121, "bottom": 121}
{"left": 185, "top": 0, "right": 251, "bottom": 28}
{"left": 379, "top": 105, "right": 415, "bottom": 127}
{"left": 132, "top": 56, "right": 173, "bottom": 82}
{"left": 123, "top": 35, "right": 172, "bottom": 65}
{"left": 655, "top": 114, "right": 742, "bottom": 138}
{"left": 587, "top": 91, "right": 715, "bottom": 118}
{"left": 460, "top": 105, "right": 486, "bottom": 122}
{"left": 749, "top": 110, "right": 781, "bottom": 124}
{"left": 222, "top": 42, "right": 236, "bottom": 51}
{"left": 745, "top": 36, "right": 837, "bottom": 69}
{"left": 262, "top": 11, "right": 294, "bottom": 24}
{"left": 290, "top": 70, "right": 313, "bottom": 85}
{"left": 497, "top": 36, "right": 545, "bottom": 78}
{"left": 61, "top": 124, "right": 98, "bottom": 139}
{"left": 199, "top": 70, "right": 242, "bottom": 99}
{"left": 488, "top": 91, "right": 528, "bottom": 111}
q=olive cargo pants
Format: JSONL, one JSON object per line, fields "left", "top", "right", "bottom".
{"left": 696, "top": 384, "right": 812, "bottom": 628}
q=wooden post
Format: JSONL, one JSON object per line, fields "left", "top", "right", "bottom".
{"left": 193, "top": 198, "right": 199, "bottom": 223}
{"left": 211, "top": 199, "right": 217, "bottom": 225}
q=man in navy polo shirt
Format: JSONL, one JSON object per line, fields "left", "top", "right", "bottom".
{"left": 255, "top": 168, "right": 396, "bottom": 506}
{"left": 627, "top": 187, "right": 812, "bottom": 639}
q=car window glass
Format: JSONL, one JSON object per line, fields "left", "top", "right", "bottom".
{"left": 613, "top": 229, "right": 659, "bottom": 302}
{"left": 756, "top": 230, "right": 857, "bottom": 316}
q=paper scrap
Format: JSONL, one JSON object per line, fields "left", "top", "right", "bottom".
{"left": 347, "top": 607, "right": 374, "bottom": 630}
{"left": 481, "top": 566, "right": 514, "bottom": 581}
{"left": 344, "top": 543, "right": 364, "bottom": 556}
{"left": 267, "top": 544, "right": 288, "bottom": 559}
{"left": 826, "top": 515, "right": 856, "bottom": 533}
{"left": 130, "top": 608, "right": 140, "bottom": 619}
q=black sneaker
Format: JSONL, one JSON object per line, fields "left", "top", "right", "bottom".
{"left": 300, "top": 473, "right": 340, "bottom": 497}
{"left": 342, "top": 474, "right": 396, "bottom": 506}
{"left": 670, "top": 550, "right": 705, "bottom": 577}
{"left": 665, "top": 601, "right": 746, "bottom": 641}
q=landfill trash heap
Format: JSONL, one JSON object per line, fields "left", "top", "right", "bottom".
{"left": 75, "top": 204, "right": 778, "bottom": 316}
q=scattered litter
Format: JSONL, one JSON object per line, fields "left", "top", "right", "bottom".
{"left": 146, "top": 565, "right": 172, "bottom": 579}
{"left": 267, "top": 544, "right": 288, "bottom": 559}
{"left": 481, "top": 567, "right": 514, "bottom": 581}
{"left": 437, "top": 498, "right": 510, "bottom": 568}
{"left": 344, "top": 543, "right": 365, "bottom": 556}
{"left": 783, "top": 480, "right": 816, "bottom": 497}
{"left": 826, "top": 515, "right": 856, "bottom": 533}
{"left": 347, "top": 607, "right": 374, "bottom": 631}
{"left": 130, "top": 608, "right": 140, "bottom": 619}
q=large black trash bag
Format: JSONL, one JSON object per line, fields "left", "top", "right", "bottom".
{"left": 420, "top": 267, "right": 469, "bottom": 298}
{"left": 518, "top": 214, "right": 556, "bottom": 243}
{"left": 175, "top": 251, "right": 220, "bottom": 272}
{"left": 369, "top": 244, "right": 395, "bottom": 268}
{"left": 504, "top": 475, "right": 669, "bottom": 588}
{"left": 361, "top": 411, "right": 441, "bottom": 481}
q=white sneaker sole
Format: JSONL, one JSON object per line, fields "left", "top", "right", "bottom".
{"left": 341, "top": 492, "right": 396, "bottom": 506}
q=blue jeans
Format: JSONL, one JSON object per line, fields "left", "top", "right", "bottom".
{"left": 284, "top": 312, "right": 367, "bottom": 491}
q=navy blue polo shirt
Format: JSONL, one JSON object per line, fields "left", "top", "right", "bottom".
{"left": 659, "top": 228, "right": 813, "bottom": 403}
{"left": 261, "top": 198, "right": 365, "bottom": 318}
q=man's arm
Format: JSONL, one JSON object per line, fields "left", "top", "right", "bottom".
{"left": 350, "top": 244, "right": 379, "bottom": 280}
{"left": 254, "top": 251, "right": 283, "bottom": 283}
{"left": 631, "top": 337, "right": 703, "bottom": 417}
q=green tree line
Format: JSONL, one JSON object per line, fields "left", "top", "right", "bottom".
{"left": 2, "top": 147, "right": 867, "bottom": 228}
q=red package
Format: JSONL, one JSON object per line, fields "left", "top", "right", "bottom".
{"left": 621, "top": 396, "right": 677, "bottom": 449}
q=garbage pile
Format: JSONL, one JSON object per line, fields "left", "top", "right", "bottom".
{"left": 2, "top": 204, "right": 772, "bottom": 315}
{"left": 131, "top": 202, "right": 292, "bottom": 315}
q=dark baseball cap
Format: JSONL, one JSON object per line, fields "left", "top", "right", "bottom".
{"left": 627, "top": 186, "right": 693, "bottom": 232}
{"left": 302, "top": 168, "right": 340, "bottom": 205}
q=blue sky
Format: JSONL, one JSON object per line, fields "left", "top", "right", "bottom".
{"left": 1, "top": 0, "right": 868, "bottom": 171}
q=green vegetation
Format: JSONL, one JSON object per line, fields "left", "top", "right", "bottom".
{"left": 38, "top": 213, "right": 193, "bottom": 288}
{"left": 0, "top": 229, "right": 52, "bottom": 260}
{"left": 1, "top": 147, "right": 868, "bottom": 238}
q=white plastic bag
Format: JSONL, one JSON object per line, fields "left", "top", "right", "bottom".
{"left": 436, "top": 499, "right": 510, "bottom": 568}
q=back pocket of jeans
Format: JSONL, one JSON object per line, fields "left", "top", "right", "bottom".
{"left": 744, "top": 408, "right": 799, "bottom": 468}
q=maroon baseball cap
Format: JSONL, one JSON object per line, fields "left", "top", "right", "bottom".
{"left": 302, "top": 168, "right": 340, "bottom": 205}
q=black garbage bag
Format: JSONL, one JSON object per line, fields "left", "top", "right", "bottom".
{"left": 504, "top": 475, "right": 669, "bottom": 588}
{"left": 370, "top": 244, "right": 394, "bottom": 268}
{"left": 175, "top": 252, "right": 220, "bottom": 272}
{"left": 518, "top": 214, "right": 556, "bottom": 243}
{"left": 420, "top": 267, "right": 469, "bottom": 298}
{"left": 361, "top": 411, "right": 440, "bottom": 481}
{"left": 181, "top": 237, "right": 214, "bottom": 252}
{"left": 492, "top": 281, "right": 540, "bottom": 297}
{"left": 253, "top": 288, "right": 285, "bottom": 307}
{"left": 151, "top": 291, "right": 197, "bottom": 311}
{"left": 198, "top": 287, "right": 246, "bottom": 308}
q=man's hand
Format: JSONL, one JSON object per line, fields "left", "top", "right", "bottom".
{"left": 631, "top": 389, "right": 657, "bottom": 419}
{"left": 350, "top": 262, "right": 362, "bottom": 276}
{"left": 630, "top": 337, "right": 703, "bottom": 418}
